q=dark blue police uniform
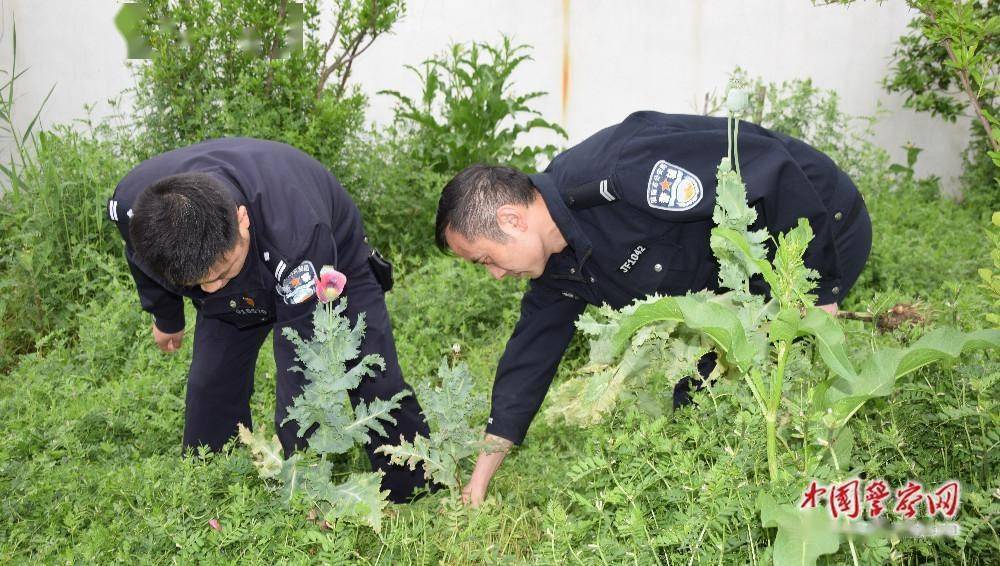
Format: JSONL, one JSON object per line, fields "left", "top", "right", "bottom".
{"left": 487, "top": 112, "right": 872, "bottom": 445}
{"left": 109, "top": 138, "right": 430, "bottom": 502}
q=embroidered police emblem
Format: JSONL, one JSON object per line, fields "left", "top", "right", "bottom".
{"left": 275, "top": 261, "right": 318, "bottom": 305}
{"left": 646, "top": 160, "right": 703, "bottom": 211}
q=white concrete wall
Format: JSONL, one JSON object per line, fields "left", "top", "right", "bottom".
{"left": 1, "top": 0, "right": 973, "bottom": 190}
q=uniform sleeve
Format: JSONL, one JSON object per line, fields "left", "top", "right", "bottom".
{"left": 486, "top": 282, "right": 587, "bottom": 445}
{"left": 122, "top": 248, "right": 186, "bottom": 333}
{"left": 616, "top": 129, "right": 843, "bottom": 305}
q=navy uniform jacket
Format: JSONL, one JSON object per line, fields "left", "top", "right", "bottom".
{"left": 486, "top": 112, "right": 869, "bottom": 444}
{"left": 108, "top": 137, "right": 370, "bottom": 343}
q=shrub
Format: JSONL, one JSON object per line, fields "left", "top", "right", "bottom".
{"left": 0, "top": 124, "right": 131, "bottom": 366}
{"left": 381, "top": 36, "right": 566, "bottom": 175}
{"left": 128, "top": 0, "right": 403, "bottom": 169}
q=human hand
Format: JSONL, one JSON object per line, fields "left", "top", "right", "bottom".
{"left": 152, "top": 323, "right": 184, "bottom": 353}
{"left": 461, "top": 480, "right": 488, "bottom": 507}
{"left": 817, "top": 303, "right": 838, "bottom": 316}
{"left": 461, "top": 433, "right": 513, "bottom": 507}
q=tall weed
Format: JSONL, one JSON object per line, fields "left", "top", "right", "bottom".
{"left": 382, "top": 36, "right": 566, "bottom": 175}
{"left": 0, "top": 124, "right": 130, "bottom": 367}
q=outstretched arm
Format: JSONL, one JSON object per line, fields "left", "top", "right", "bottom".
{"left": 464, "top": 282, "right": 586, "bottom": 505}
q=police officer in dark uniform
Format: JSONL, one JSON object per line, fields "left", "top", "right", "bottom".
{"left": 435, "top": 111, "right": 872, "bottom": 504}
{"left": 109, "top": 137, "right": 431, "bottom": 502}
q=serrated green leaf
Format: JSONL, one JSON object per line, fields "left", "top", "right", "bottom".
{"left": 610, "top": 294, "right": 757, "bottom": 373}
{"left": 771, "top": 219, "right": 819, "bottom": 307}
{"left": 237, "top": 423, "right": 283, "bottom": 480}
{"left": 314, "top": 473, "right": 389, "bottom": 533}
{"left": 376, "top": 360, "right": 485, "bottom": 488}
{"left": 769, "top": 307, "right": 801, "bottom": 344}
{"left": 307, "top": 390, "right": 408, "bottom": 454}
{"left": 378, "top": 433, "right": 458, "bottom": 487}
{"left": 545, "top": 342, "right": 654, "bottom": 426}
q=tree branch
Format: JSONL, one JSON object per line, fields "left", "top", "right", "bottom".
{"left": 922, "top": 4, "right": 1000, "bottom": 153}
{"left": 264, "top": 0, "right": 289, "bottom": 94}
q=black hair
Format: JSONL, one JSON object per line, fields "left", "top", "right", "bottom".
{"left": 129, "top": 172, "right": 238, "bottom": 287}
{"left": 434, "top": 164, "right": 537, "bottom": 251}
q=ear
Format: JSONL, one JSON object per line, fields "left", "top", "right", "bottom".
{"left": 236, "top": 205, "right": 251, "bottom": 232}
{"left": 496, "top": 204, "right": 528, "bottom": 235}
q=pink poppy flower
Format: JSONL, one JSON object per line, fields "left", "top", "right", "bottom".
{"left": 209, "top": 518, "right": 221, "bottom": 531}
{"left": 317, "top": 266, "right": 347, "bottom": 303}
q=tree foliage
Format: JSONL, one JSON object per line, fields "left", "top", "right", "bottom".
{"left": 129, "top": 0, "right": 403, "bottom": 167}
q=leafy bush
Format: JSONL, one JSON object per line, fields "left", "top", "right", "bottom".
{"left": 349, "top": 36, "right": 568, "bottom": 258}
{"left": 882, "top": 0, "right": 999, "bottom": 208}
{"left": 0, "top": 124, "right": 131, "bottom": 366}
{"left": 979, "top": 211, "right": 1000, "bottom": 325}
{"left": 382, "top": 36, "right": 566, "bottom": 174}
{"left": 336, "top": 131, "right": 452, "bottom": 260}
{"left": 820, "top": 0, "right": 999, "bottom": 207}
{"left": 129, "top": 0, "right": 403, "bottom": 168}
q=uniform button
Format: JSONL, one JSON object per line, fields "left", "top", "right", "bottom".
{"left": 832, "top": 286, "right": 840, "bottom": 295}
{"left": 654, "top": 263, "right": 663, "bottom": 272}
{"left": 589, "top": 276, "right": 595, "bottom": 283}
{"left": 834, "top": 211, "right": 843, "bottom": 221}
{"left": 569, "top": 268, "right": 576, "bottom": 275}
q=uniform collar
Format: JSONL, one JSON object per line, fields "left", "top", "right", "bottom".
{"left": 529, "top": 172, "right": 593, "bottom": 268}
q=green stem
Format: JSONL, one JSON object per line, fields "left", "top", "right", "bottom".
{"left": 765, "top": 342, "right": 790, "bottom": 483}
{"left": 827, "top": 433, "right": 859, "bottom": 566}
{"left": 766, "top": 416, "right": 778, "bottom": 482}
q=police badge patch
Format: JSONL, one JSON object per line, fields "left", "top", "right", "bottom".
{"left": 275, "top": 260, "right": 318, "bottom": 305}
{"left": 646, "top": 160, "right": 703, "bottom": 211}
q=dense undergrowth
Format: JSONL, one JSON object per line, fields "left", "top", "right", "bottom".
{"left": 1, "top": 2, "right": 998, "bottom": 564}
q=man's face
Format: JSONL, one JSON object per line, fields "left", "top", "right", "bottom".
{"left": 446, "top": 226, "right": 549, "bottom": 280}
{"left": 195, "top": 206, "right": 251, "bottom": 294}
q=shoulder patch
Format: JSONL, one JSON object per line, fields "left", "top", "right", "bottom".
{"left": 275, "top": 260, "right": 318, "bottom": 305}
{"left": 108, "top": 199, "right": 120, "bottom": 221}
{"left": 646, "top": 160, "right": 703, "bottom": 211}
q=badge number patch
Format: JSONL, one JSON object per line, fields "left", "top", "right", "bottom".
{"left": 646, "top": 160, "right": 703, "bottom": 211}
{"left": 275, "top": 261, "right": 318, "bottom": 305}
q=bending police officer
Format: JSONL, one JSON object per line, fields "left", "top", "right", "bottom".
{"left": 435, "top": 111, "right": 873, "bottom": 505}
{"left": 109, "top": 137, "right": 431, "bottom": 503}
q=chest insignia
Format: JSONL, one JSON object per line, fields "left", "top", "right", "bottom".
{"left": 275, "top": 260, "right": 318, "bottom": 305}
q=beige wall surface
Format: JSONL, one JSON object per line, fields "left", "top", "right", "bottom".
{"left": 1, "top": 0, "right": 972, "bottom": 189}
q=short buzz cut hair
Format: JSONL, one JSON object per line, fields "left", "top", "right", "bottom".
{"left": 129, "top": 172, "right": 239, "bottom": 287}
{"left": 435, "top": 164, "right": 538, "bottom": 251}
